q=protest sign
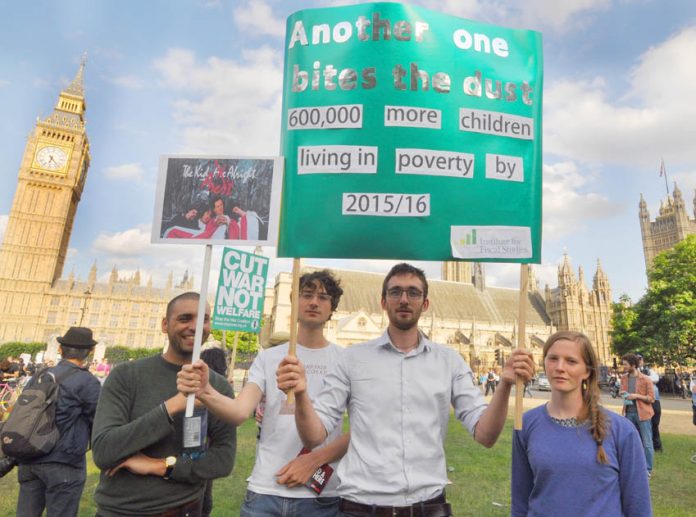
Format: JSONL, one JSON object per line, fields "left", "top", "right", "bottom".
{"left": 278, "top": 3, "right": 543, "bottom": 263}
{"left": 213, "top": 248, "right": 269, "bottom": 332}
{"left": 152, "top": 156, "right": 283, "bottom": 247}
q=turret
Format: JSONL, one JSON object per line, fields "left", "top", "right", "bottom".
{"left": 87, "top": 261, "right": 97, "bottom": 290}
{"left": 592, "top": 259, "right": 611, "bottom": 304}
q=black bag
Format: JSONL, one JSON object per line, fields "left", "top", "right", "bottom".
{"left": 0, "top": 366, "right": 79, "bottom": 461}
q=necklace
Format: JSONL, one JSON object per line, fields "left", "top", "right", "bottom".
{"left": 550, "top": 416, "right": 582, "bottom": 428}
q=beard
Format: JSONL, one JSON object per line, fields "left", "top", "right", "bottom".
{"left": 388, "top": 304, "right": 422, "bottom": 331}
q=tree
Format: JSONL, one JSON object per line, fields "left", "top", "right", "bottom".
{"left": 210, "top": 328, "right": 258, "bottom": 355}
{"left": 610, "top": 295, "right": 642, "bottom": 358}
{"left": 611, "top": 235, "right": 696, "bottom": 366}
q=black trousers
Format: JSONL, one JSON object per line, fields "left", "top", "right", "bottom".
{"left": 651, "top": 400, "right": 662, "bottom": 451}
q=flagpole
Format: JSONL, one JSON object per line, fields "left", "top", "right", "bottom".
{"left": 660, "top": 158, "right": 669, "bottom": 197}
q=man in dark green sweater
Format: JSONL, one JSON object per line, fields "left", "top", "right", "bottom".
{"left": 92, "top": 292, "right": 236, "bottom": 516}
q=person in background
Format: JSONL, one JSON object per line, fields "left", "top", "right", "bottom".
{"left": 690, "top": 373, "right": 696, "bottom": 426}
{"left": 512, "top": 331, "right": 651, "bottom": 516}
{"left": 638, "top": 355, "right": 662, "bottom": 453}
{"left": 94, "top": 358, "right": 111, "bottom": 385}
{"left": 621, "top": 353, "right": 655, "bottom": 479}
{"left": 16, "top": 327, "right": 101, "bottom": 517}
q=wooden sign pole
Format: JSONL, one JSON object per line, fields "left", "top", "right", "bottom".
{"left": 280, "top": 258, "right": 301, "bottom": 412}
{"left": 514, "top": 264, "right": 529, "bottom": 430}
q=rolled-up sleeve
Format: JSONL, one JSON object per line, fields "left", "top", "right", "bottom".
{"left": 451, "top": 355, "right": 488, "bottom": 435}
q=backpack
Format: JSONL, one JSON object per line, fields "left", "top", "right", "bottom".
{"left": 0, "top": 365, "right": 79, "bottom": 461}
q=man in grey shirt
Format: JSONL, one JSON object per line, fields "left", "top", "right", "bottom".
{"left": 277, "top": 263, "right": 535, "bottom": 515}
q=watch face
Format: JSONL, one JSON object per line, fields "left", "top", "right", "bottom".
{"left": 36, "top": 146, "right": 68, "bottom": 170}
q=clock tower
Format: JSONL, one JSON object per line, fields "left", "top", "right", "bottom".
{"left": 0, "top": 56, "right": 91, "bottom": 341}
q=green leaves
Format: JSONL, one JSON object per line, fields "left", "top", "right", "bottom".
{"left": 611, "top": 235, "right": 696, "bottom": 366}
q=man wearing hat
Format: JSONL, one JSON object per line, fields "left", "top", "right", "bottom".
{"left": 16, "top": 326, "right": 101, "bottom": 517}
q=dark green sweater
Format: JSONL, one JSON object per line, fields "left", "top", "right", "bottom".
{"left": 92, "top": 354, "right": 236, "bottom": 516}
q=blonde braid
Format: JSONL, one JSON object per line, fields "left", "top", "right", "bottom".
{"left": 586, "top": 385, "right": 608, "bottom": 464}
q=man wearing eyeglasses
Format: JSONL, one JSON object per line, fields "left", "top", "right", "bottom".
{"left": 277, "top": 263, "right": 535, "bottom": 516}
{"left": 177, "top": 270, "right": 349, "bottom": 516}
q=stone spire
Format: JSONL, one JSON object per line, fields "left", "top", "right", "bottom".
{"left": 64, "top": 53, "right": 87, "bottom": 97}
{"left": 527, "top": 264, "right": 538, "bottom": 292}
{"left": 109, "top": 266, "right": 118, "bottom": 284}
{"left": 87, "top": 261, "right": 97, "bottom": 289}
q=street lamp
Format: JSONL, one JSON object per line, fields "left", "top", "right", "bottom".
{"left": 78, "top": 288, "right": 92, "bottom": 326}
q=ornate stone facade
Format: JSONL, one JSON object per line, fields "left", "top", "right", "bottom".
{"left": 639, "top": 186, "right": 696, "bottom": 274}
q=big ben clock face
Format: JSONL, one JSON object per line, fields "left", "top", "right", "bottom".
{"left": 35, "top": 146, "right": 68, "bottom": 171}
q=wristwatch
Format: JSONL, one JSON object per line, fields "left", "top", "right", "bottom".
{"left": 163, "top": 456, "right": 177, "bottom": 479}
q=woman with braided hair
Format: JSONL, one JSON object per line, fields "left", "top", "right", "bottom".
{"left": 511, "top": 331, "right": 652, "bottom": 516}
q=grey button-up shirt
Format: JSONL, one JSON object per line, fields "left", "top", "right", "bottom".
{"left": 313, "top": 330, "right": 488, "bottom": 505}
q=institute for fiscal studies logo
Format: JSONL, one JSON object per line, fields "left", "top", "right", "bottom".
{"left": 450, "top": 226, "right": 532, "bottom": 259}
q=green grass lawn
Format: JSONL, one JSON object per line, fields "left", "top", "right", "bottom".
{"left": 2, "top": 417, "right": 695, "bottom": 516}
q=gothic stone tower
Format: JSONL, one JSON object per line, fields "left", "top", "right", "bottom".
{"left": 545, "top": 254, "right": 613, "bottom": 365}
{"left": 639, "top": 185, "right": 696, "bottom": 275}
{"left": 0, "top": 58, "right": 91, "bottom": 342}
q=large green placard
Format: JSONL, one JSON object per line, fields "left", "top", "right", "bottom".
{"left": 278, "top": 2, "right": 543, "bottom": 263}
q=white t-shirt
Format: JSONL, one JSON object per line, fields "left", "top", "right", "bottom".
{"left": 246, "top": 342, "right": 343, "bottom": 498}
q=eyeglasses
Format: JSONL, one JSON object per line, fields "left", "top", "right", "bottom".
{"left": 300, "top": 291, "right": 332, "bottom": 302}
{"left": 386, "top": 287, "right": 424, "bottom": 300}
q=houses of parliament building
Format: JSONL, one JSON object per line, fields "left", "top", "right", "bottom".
{"left": 0, "top": 61, "right": 623, "bottom": 369}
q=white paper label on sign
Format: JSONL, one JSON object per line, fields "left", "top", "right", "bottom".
{"left": 451, "top": 226, "right": 532, "bottom": 259}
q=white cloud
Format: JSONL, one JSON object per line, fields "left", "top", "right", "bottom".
{"left": 152, "top": 47, "right": 283, "bottom": 155}
{"left": 421, "top": 0, "right": 610, "bottom": 31}
{"left": 542, "top": 161, "right": 620, "bottom": 240}
{"left": 92, "top": 225, "right": 154, "bottom": 256}
{"left": 233, "top": 1, "right": 285, "bottom": 38}
{"left": 89, "top": 225, "right": 228, "bottom": 289}
{"left": 0, "top": 79, "right": 9, "bottom": 87}
{"left": 485, "top": 262, "right": 558, "bottom": 290}
{"left": 545, "top": 25, "right": 696, "bottom": 167}
{"left": 106, "top": 75, "right": 145, "bottom": 89}
{"left": 104, "top": 163, "right": 144, "bottom": 180}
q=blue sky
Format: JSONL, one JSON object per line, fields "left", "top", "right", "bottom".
{"left": 1, "top": 0, "right": 695, "bottom": 302}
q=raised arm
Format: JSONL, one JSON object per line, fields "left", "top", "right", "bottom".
{"left": 474, "top": 349, "right": 535, "bottom": 447}
{"left": 178, "top": 360, "right": 262, "bottom": 425}
{"left": 276, "top": 355, "right": 328, "bottom": 448}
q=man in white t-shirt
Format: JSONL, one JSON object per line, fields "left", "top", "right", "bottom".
{"left": 178, "top": 270, "right": 347, "bottom": 516}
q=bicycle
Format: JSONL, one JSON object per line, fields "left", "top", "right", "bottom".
{"left": 0, "top": 379, "right": 20, "bottom": 417}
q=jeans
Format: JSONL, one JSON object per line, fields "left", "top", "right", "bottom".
{"left": 17, "top": 462, "right": 86, "bottom": 517}
{"left": 626, "top": 411, "right": 654, "bottom": 472}
{"left": 241, "top": 490, "right": 340, "bottom": 517}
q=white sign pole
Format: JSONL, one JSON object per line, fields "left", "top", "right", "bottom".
{"left": 186, "top": 244, "right": 213, "bottom": 418}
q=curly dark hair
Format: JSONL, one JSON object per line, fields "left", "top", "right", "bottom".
{"left": 299, "top": 270, "right": 343, "bottom": 312}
